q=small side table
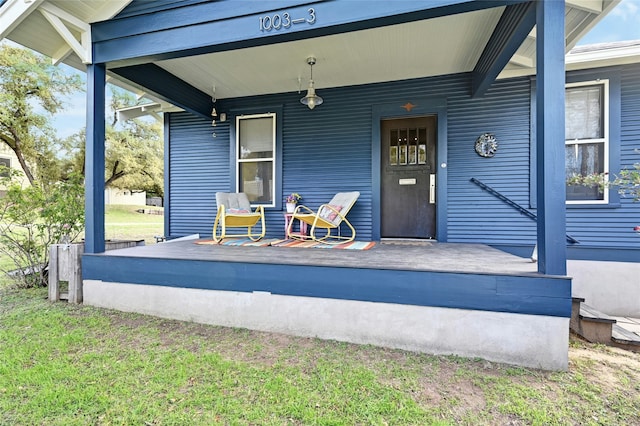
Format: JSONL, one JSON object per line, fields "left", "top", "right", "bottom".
{"left": 284, "top": 213, "right": 308, "bottom": 239}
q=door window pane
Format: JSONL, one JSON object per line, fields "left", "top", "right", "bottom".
{"left": 390, "top": 127, "right": 428, "bottom": 166}
{"left": 389, "top": 129, "right": 398, "bottom": 165}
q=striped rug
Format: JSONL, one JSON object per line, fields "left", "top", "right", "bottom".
{"left": 196, "top": 238, "right": 375, "bottom": 250}
{"left": 269, "top": 239, "right": 376, "bottom": 250}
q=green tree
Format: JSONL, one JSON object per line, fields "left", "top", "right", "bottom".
{"left": 62, "top": 88, "right": 164, "bottom": 197}
{"left": 0, "top": 44, "right": 82, "bottom": 184}
{"left": 0, "top": 170, "right": 84, "bottom": 288}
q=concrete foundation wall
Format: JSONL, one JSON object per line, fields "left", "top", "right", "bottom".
{"left": 569, "top": 260, "right": 640, "bottom": 317}
{"left": 84, "top": 280, "right": 569, "bottom": 370}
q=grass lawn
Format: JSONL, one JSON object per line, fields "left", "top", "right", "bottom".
{"left": 1, "top": 205, "right": 639, "bottom": 424}
{"left": 0, "top": 286, "right": 639, "bottom": 425}
{"left": 104, "top": 204, "right": 164, "bottom": 244}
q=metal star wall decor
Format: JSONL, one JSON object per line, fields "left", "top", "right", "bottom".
{"left": 402, "top": 102, "right": 416, "bottom": 112}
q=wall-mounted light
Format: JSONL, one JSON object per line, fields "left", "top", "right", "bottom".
{"left": 300, "top": 56, "right": 323, "bottom": 110}
{"left": 211, "top": 86, "right": 218, "bottom": 137}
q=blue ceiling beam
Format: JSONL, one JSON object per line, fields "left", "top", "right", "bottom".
{"left": 93, "top": 0, "right": 528, "bottom": 67}
{"left": 110, "top": 64, "right": 212, "bottom": 118}
{"left": 471, "top": 1, "right": 536, "bottom": 98}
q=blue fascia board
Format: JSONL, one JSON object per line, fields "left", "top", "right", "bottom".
{"left": 110, "top": 64, "right": 211, "bottom": 118}
{"left": 92, "top": 0, "right": 526, "bottom": 66}
{"left": 83, "top": 254, "right": 572, "bottom": 318}
{"left": 471, "top": 1, "right": 536, "bottom": 98}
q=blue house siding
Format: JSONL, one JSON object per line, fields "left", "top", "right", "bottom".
{"left": 564, "top": 64, "right": 640, "bottom": 252}
{"left": 448, "top": 77, "right": 534, "bottom": 245}
{"left": 619, "top": 63, "right": 640, "bottom": 243}
{"left": 168, "top": 73, "right": 538, "bottom": 244}
{"left": 168, "top": 114, "right": 230, "bottom": 238}
{"left": 168, "top": 65, "right": 638, "bottom": 256}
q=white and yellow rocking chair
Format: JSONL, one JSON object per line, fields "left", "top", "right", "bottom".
{"left": 212, "top": 192, "right": 265, "bottom": 243}
{"left": 287, "top": 191, "right": 360, "bottom": 245}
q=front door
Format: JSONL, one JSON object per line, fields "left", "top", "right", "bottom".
{"left": 381, "top": 116, "right": 437, "bottom": 239}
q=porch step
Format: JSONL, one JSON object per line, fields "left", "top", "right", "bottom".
{"left": 611, "top": 324, "right": 640, "bottom": 352}
{"left": 571, "top": 297, "right": 640, "bottom": 352}
{"left": 572, "top": 302, "right": 616, "bottom": 344}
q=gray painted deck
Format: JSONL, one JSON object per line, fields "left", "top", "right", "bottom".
{"left": 100, "top": 239, "right": 544, "bottom": 277}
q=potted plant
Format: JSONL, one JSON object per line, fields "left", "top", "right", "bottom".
{"left": 285, "top": 193, "right": 302, "bottom": 213}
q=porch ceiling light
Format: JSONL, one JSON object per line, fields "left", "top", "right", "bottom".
{"left": 300, "top": 56, "right": 323, "bottom": 110}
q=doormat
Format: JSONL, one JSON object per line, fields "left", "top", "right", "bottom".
{"left": 195, "top": 238, "right": 375, "bottom": 250}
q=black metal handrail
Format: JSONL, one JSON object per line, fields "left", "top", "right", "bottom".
{"left": 470, "top": 177, "right": 579, "bottom": 244}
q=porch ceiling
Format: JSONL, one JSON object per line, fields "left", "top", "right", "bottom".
{"left": 155, "top": 8, "right": 504, "bottom": 100}
{"left": 0, "top": 0, "right": 620, "bottom": 104}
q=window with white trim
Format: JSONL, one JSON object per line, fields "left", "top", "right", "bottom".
{"left": 236, "top": 113, "right": 275, "bottom": 206}
{"left": 565, "top": 80, "right": 609, "bottom": 204}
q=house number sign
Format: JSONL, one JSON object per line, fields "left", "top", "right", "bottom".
{"left": 259, "top": 8, "right": 316, "bottom": 32}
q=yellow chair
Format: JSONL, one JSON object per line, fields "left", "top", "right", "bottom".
{"left": 287, "top": 191, "right": 360, "bottom": 244}
{"left": 212, "top": 192, "right": 265, "bottom": 242}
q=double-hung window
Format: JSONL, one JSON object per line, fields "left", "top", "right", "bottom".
{"left": 236, "top": 113, "right": 275, "bottom": 206}
{"left": 565, "top": 80, "right": 609, "bottom": 204}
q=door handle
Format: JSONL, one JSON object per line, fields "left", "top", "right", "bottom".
{"left": 429, "top": 174, "right": 436, "bottom": 204}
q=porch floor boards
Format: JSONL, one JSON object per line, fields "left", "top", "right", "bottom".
{"left": 100, "top": 239, "right": 543, "bottom": 277}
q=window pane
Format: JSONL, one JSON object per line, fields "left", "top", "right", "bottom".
{"left": 389, "top": 129, "right": 398, "bottom": 165}
{"left": 418, "top": 127, "right": 427, "bottom": 164}
{"left": 239, "top": 117, "right": 273, "bottom": 159}
{"left": 239, "top": 161, "right": 273, "bottom": 204}
{"left": 0, "top": 158, "right": 9, "bottom": 178}
{"left": 565, "top": 142, "right": 605, "bottom": 201}
{"left": 565, "top": 85, "right": 603, "bottom": 140}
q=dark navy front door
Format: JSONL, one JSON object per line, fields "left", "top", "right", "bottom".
{"left": 381, "top": 116, "right": 437, "bottom": 239}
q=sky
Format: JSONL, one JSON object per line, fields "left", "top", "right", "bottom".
{"left": 577, "top": 0, "right": 640, "bottom": 45}
{"left": 51, "top": 0, "right": 640, "bottom": 139}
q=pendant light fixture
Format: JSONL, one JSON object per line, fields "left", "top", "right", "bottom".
{"left": 300, "top": 56, "right": 323, "bottom": 110}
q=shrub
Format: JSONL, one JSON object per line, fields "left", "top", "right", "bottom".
{"left": 0, "top": 172, "right": 84, "bottom": 288}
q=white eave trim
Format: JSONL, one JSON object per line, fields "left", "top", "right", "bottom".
{"left": 116, "top": 103, "right": 183, "bottom": 122}
{"left": 38, "top": 2, "right": 91, "bottom": 64}
{"left": 0, "top": 0, "right": 45, "bottom": 39}
{"left": 566, "top": 42, "right": 640, "bottom": 67}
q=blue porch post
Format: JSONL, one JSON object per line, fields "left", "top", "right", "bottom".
{"left": 85, "top": 64, "right": 106, "bottom": 254}
{"left": 535, "top": 0, "right": 566, "bottom": 275}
